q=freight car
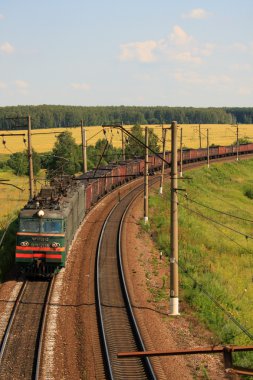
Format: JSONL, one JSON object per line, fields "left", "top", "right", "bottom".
{"left": 15, "top": 142, "right": 253, "bottom": 274}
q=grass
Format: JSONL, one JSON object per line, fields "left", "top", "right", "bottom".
{"left": 146, "top": 158, "right": 253, "bottom": 369}
{"left": 0, "top": 124, "right": 253, "bottom": 154}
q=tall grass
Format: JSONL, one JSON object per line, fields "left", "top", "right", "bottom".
{"left": 148, "top": 159, "right": 253, "bottom": 368}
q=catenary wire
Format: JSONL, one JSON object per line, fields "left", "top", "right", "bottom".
{"left": 179, "top": 202, "right": 253, "bottom": 241}
{"left": 178, "top": 193, "right": 253, "bottom": 223}
{"left": 175, "top": 259, "right": 253, "bottom": 341}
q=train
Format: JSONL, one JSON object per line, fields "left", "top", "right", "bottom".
{"left": 15, "top": 142, "right": 253, "bottom": 275}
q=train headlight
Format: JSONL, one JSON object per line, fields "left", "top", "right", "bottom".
{"left": 20, "top": 241, "right": 29, "bottom": 246}
{"left": 51, "top": 242, "right": 60, "bottom": 248}
{"left": 37, "top": 209, "right": 45, "bottom": 217}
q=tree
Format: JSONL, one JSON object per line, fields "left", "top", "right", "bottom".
{"left": 232, "top": 136, "right": 252, "bottom": 145}
{"left": 125, "top": 124, "right": 160, "bottom": 158}
{"left": 7, "top": 150, "right": 41, "bottom": 176}
{"left": 46, "top": 131, "right": 81, "bottom": 176}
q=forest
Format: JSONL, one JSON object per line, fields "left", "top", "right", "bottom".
{"left": 1, "top": 105, "right": 253, "bottom": 130}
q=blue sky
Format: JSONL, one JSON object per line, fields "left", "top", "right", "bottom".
{"left": 0, "top": 0, "right": 253, "bottom": 107}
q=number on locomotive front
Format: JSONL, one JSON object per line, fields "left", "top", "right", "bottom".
{"left": 16, "top": 212, "right": 66, "bottom": 275}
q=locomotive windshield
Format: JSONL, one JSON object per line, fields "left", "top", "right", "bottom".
{"left": 20, "top": 219, "right": 40, "bottom": 233}
{"left": 19, "top": 218, "right": 63, "bottom": 233}
{"left": 41, "top": 219, "right": 63, "bottom": 233}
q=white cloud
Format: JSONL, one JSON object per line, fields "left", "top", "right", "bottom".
{"left": 119, "top": 26, "right": 214, "bottom": 65}
{"left": 238, "top": 86, "right": 253, "bottom": 96}
{"left": 231, "top": 43, "right": 248, "bottom": 52}
{"left": 174, "top": 51, "right": 203, "bottom": 64}
{"left": 231, "top": 63, "right": 251, "bottom": 71}
{"left": 169, "top": 25, "right": 193, "bottom": 45}
{"left": 182, "top": 8, "right": 211, "bottom": 20}
{"left": 0, "top": 81, "right": 7, "bottom": 90}
{"left": 174, "top": 71, "right": 231, "bottom": 86}
{"left": 71, "top": 83, "right": 91, "bottom": 90}
{"left": 119, "top": 40, "right": 158, "bottom": 62}
{"left": 15, "top": 80, "right": 29, "bottom": 89}
{"left": 0, "top": 42, "right": 14, "bottom": 54}
{"left": 14, "top": 80, "right": 29, "bottom": 95}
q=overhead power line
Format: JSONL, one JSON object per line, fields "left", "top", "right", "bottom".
{"left": 175, "top": 258, "right": 253, "bottom": 341}
{"left": 179, "top": 202, "right": 253, "bottom": 241}
{"left": 179, "top": 193, "right": 253, "bottom": 223}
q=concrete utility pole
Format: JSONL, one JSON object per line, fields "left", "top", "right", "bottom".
{"left": 81, "top": 120, "right": 87, "bottom": 173}
{"left": 121, "top": 129, "right": 126, "bottom": 161}
{"left": 207, "top": 128, "right": 210, "bottom": 168}
{"left": 170, "top": 121, "right": 179, "bottom": 315}
{"left": 27, "top": 115, "right": 34, "bottom": 200}
{"left": 199, "top": 124, "right": 202, "bottom": 149}
{"left": 236, "top": 124, "right": 239, "bottom": 162}
{"left": 144, "top": 126, "right": 149, "bottom": 224}
{"left": 159, "top": 127, "right": 167, "bottom": 194}
{"left": 180, "top": 127, "right": 183, "bottom": 177}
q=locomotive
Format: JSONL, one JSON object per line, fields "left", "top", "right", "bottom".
{"left": 15, "top": 142, "right": 253, "bottom": 274}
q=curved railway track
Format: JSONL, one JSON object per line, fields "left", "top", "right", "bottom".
{"left": 0, "top": 278, "right": 53, "bottom": 380}
{"left": 96, "top": 183, "right": 157, "bottom": 380}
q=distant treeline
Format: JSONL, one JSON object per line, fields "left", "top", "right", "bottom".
{"left": 0, "top": 105, "right": 253, "bottom": 130}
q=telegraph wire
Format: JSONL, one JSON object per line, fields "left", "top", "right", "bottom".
{"left": 179, "top": 202, "right": 253, "bottom": 241}
{"left": 179, "top": 193, "right": 253, "bottom": 223}
{"left": 175, "top": 258, "right": 253, "bottom": 341}
{"left": 193, "top": 185, "right": 251, "bottom": 214}
{"left": 86, "top": 129, "right": 104, "bottom": 143}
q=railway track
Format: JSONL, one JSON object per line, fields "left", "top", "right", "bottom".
{"left": 0, "top": 278, "right": 53, "bottom": 380}
{"left": 96, "top": 183, "right": 157, "bottom": 380}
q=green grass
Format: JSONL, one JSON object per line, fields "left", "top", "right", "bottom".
{"left": 147, "top": 158, "right": 253, "bottom": 369}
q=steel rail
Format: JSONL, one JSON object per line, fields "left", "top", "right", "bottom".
{"left": 0, "top": 279, "right": 52, "bottom": 379}
{"left": 96, "top": 202, "right": 119, "bottom": 380}
{"left": 34, "top": 276, "right": 55, "bottom": 380}
{"left": 118, "top": 189, "right": 156, "bottom": 379}
{"left": 96, "top": 182, "right": 157, "bottom": 380}
{"left": 0, "top": 280, "right": 28, "bottom": 363}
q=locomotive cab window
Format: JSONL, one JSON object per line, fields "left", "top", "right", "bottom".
{"left": 41, "top": 219, "right": 63, "bottom": 233}
{"left": 20, "top": 218, "right": 40, "bottom": 233}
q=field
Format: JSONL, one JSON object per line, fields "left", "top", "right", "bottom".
{"left": 0, "top": 169, "right": 45, "bottom": 227}
{"left": 1, "top": 124, "right": 253, "bottom": 155}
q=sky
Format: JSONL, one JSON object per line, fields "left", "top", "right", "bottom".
{"left": 0, "top": 0, "right": 253, "bottom": 107}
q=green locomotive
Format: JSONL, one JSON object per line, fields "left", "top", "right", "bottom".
{"left": 16, "top": 178, "right": 86, "bottom": 275}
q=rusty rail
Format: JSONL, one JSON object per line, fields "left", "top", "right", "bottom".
{"left": 118, "top": 345, "right": 253, "bottom": 376}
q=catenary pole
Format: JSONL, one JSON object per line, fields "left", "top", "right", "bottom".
{"left": 81, "top": 120, "right": 87, "bottom": 173}
{"left": 170, "top": 121, "right": 179, "bottom": 315}
{"left": 27, "top": 115, "right": 34, "bottom": 199}
{"left": 180, "top": 127, "right": 183, "bottom": 177}
{"left": 159, "top": 127, "right": 167, "bottom": 194}
{"left": 236, "top": 124, "right": 239, "bottom": 162}
{"left": 122, "top": 129, "right": 126, "bottom": 161}
{"left": 144, "top": 126, "right": 149, "bottom": 224}
{"left": 199, "top": 124, "right": 202, "bottom": 149}
{"left": 207, "top": 128, "right": 210, "bottom": 168}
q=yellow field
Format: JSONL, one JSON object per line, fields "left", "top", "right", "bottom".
{"left": 0, "top": 124, "right": 253, "bottom": 155}
{"left": 0, "top": 171, "right": 29, "bottom": 226}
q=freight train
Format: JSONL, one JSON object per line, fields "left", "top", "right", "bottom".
{"left": 15, "top": 142, "right": 253, "bottom": 275}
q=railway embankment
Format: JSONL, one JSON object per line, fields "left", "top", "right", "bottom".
{"left": 142, "top": 158, "right": 253, "bottom": 372}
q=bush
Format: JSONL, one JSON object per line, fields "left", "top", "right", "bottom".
{"left": 244, "top": 187, "right": 253, "bottom": 199}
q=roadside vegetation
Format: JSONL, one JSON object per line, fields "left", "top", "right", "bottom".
{"left": 147, "top": 159, "right": 253, "bottom": 369}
